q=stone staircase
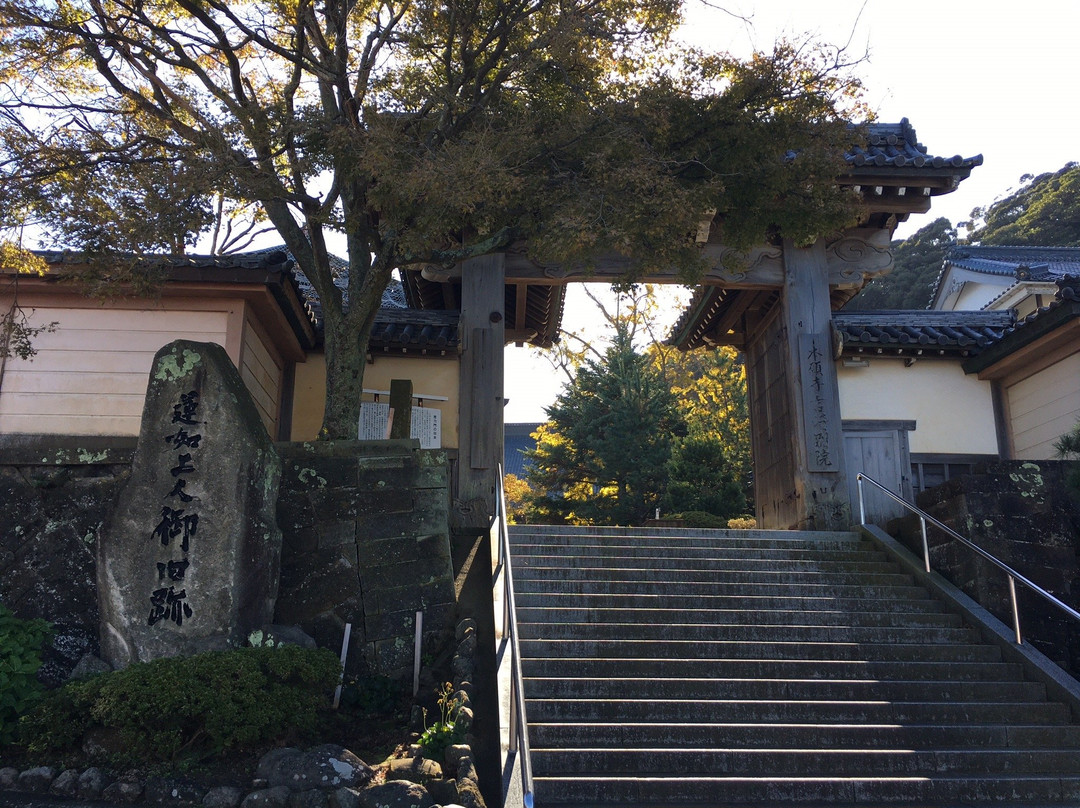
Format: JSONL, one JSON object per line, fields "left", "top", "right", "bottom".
{"left": 509, "top": 525, "right": 1080, "bottom": 806}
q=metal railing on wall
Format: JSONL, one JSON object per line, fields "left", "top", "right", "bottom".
{"left": 494, "top": 464, "right": 534, "bottom": 808}
{"left": 856, "top": 472, "right": 1080, "bottom": 645}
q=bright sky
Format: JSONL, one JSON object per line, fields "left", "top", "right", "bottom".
{"left": 503, "top": 0, "right": 1080, "bottom": 423}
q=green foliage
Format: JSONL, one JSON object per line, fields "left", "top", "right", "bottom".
{"left": 527, "top": 326, "right": 684, "bottom": 525}
{"left": 339, "top": 675, "right": 405, "bottom": 717}
{"left": 847, "top": 163, "right": 1080, "bottom": 311}
{"left": 664, "top": 435, "right": 747, "bottom": 520}
{"left": 0, "top": 603, "right": 51, "bottom": 745}
{"left": 417, "top": 683, "right": 464, "bottom": 762}
{"left": 0, "top": 0, "right": 867, "bottom": 438}
{"left": 968, "top": 164, "right": 1080, "bottom": 246}
{"left": 650, "top": 343, "right": 752, "bottom": 506}
{"left": 676, "top": 511, "right": 728, "bottom": 529}
{"left": 845, "top": 217, "right": 958, "bottom": 311}
{"left": 19, "top": 645, "right": 342, "bottom": 764}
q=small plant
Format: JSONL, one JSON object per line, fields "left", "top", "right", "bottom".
{"left": 19, "top": 644, "right": 342, "bottom": 765}
{"left": 1054, "top": 419, "right": 1080, "bottom": 494}
{"left": 417, "top": 682, "right": 464, "bottom": 761}
{"left": 727, "top": 515, "right": 757, "bottom": 529}
{"left": 0, "top": 603, "right": 52, "bottom": 745}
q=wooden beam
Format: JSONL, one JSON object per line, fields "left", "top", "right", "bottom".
{"left": 514, "top": 283, "right": 528, "bottom": 332}
{"left": 454, "top": 254, "right": 505, "bottom": 532}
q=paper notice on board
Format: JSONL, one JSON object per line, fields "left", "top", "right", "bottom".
{"left": 359, "top": 402, "right": 442, "bottom": 449}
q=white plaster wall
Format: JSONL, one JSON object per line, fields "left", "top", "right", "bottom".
{"left": 837, "top": 358, "right": 999, "bottom": 455}
{"left": 954, "top": 281, "right": 1006, "bottom": 312}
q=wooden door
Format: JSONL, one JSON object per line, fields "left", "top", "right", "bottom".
{"left": 843, "top": 423, "right": 913, "bottom": 525}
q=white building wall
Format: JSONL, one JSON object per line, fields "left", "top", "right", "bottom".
{"left": 837, "top": 358, "right": 999, "bottom": 455}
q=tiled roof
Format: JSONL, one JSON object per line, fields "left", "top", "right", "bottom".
{"left": 35, "top": 247, "right": 296, "bottom": 274}
{"left": 963, "top": 275, "right": 1080, "bottom": 373}
{"left": 929, "top": 246, "right": 1080, "bottom": 309}
{"left": 368, "top": 308, "right": 459, "bottom": 355}
{"left": 504, "top": 423, "right": 544, "bottom": 477}
{"left": 846, "top": 119, "right": 983, "bottom": 171}
{"left": 944, "top": 246, "right": 1080, "bottom": 280}
{"left": 833, "top": 310, "right": 1014, "bottom": 356}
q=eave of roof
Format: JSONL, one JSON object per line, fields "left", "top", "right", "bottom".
{"left": 834, "top": 310, "right": 1014, "bottom": 358}
{"left": 19, "top": 249, "right": 319, "bottom": 351}
{"left": 930, "top": 246, "right": 1080, "bottom": 308}
{"left": 963, "top": 276, "right": 1080, "bottom": 374}
{"left": 368, "top": 308, "right": 460, "bottom": 356}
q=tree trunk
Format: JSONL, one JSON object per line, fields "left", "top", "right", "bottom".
{"left": 320, "top": 312, "right": 370, "bottom": 439}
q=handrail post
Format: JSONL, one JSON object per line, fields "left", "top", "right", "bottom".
{"left": 857, "top": 473, "right": 866, "bottom": 525}
{"left": 1008, "top": 575, "right": 1023, "bottom": 644}
{"left": 919, "top": 517, "right": 931, "bottom": 574}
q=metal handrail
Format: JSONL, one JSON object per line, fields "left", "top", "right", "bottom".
{"left": 495, "top": 464, "right": 534, "bottom": 808}
{"left": 856, "top": 471, "right": 1080, "bottom": 645}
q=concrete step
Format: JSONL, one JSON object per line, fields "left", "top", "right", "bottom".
{"left": 519, "top": 638, "right": 1002, "bottom": 662}
{"left": 515, "top": 606, "right": 965, "bottom": 629}
{"left": 531, "top": 774, "right": 1080, "bottom": 805}
{"left": 527, "top": 721, "right": 1080, "bottom": 749}
{"left": 514, "top": 579, "right": 930, "bottom": 600}
{"left": 505, "top": 542, "right": 885, "bottom": 561}
{"left": 508, "top": 526, "right": 1080, "bottom": 807}
{"left": 509, "top": 535, "right": 872, "bottom": 557}
{"left": 518, "top": 621, "right": 977, "bottom": 644}
{"left": 514, "top": 565, "right": 916, "bottom": 587}
{"left": 525, "top": 697, "right": 1069, "bottom": 725}
{"left": 510, "top": 526, "right": 861, "bottom": 541}
{"left": 530, "top": 747, "right": 1080, "bottom": 776}
{"left": 523, "top": 676, "right": 1049, "bottom": 702}
{"left": 514, "top": 590, "right": 948, "bottom": 611}
{"left": 523, "top": 656, "right": 1025, "bottom": 681}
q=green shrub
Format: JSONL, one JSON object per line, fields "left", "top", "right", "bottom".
{"left": 676, "top": 511, "right": 728, "bottom": 529}
{"left": 0, "top": 603, "right": 51, "bottom": 745}
{"left": 20, "top": 644, "right": 342, "bottom": 764}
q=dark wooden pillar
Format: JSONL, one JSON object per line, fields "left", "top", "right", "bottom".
{"left": 453, "top": 253, "right": 506, "bottom": 531}
{"left": 778, "top": 238, "right": 850, "bottom": 529}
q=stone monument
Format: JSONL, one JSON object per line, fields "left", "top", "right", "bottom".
{"left": 97, "top": 340, "right": 282, "bottom": 667}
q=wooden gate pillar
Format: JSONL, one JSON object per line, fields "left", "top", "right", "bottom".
{"left": 779, "top": 238, "right": 850, "bottom": 529}
{"left": 746, "top": 239, "right": 850, "bottom": 530}
{"left": 453, "top": 253, "right": 506, "bottom": 532}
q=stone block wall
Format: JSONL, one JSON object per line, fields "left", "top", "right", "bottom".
{"left": 274, "top": 440, "right": 455, "bottom": 677}
{"left": 0, "top": 436, "right": 135, "bottom": 684}
{"left": 895, "top": 460, "right": 1080, "bottom": 674}
{"left": 1, "top": 435, "right": 456, "bottom": 681}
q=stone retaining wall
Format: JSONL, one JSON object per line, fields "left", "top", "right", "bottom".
{"left": 274, "top": 440, "right": 456, "bottom": 677}
{"left": 0, "top": 435, "right": 456, "bottom": 680}
{"left": 893, "top": 459, "right": 1080, "bottom": 674}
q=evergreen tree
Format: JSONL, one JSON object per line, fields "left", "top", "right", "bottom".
{"left": 526, "top": 326, "right": 683, "bottom": 525}
{"left": 663, "top": 434, "right": 747, "bottom": 519}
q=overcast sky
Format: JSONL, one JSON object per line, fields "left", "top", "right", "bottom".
{"left": 504, "top": 0, "right": 1080, "bottom": 423}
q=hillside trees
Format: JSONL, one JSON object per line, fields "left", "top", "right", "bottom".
{"left": 967, "top": 163, "right": 1080, "bottom": 247}
{"left": 0, "top": 0, "right": 866, "bottom": 438}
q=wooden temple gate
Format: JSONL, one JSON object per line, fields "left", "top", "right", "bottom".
{"left": 401, "top": 120, "right": 981, "bottom": 532}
